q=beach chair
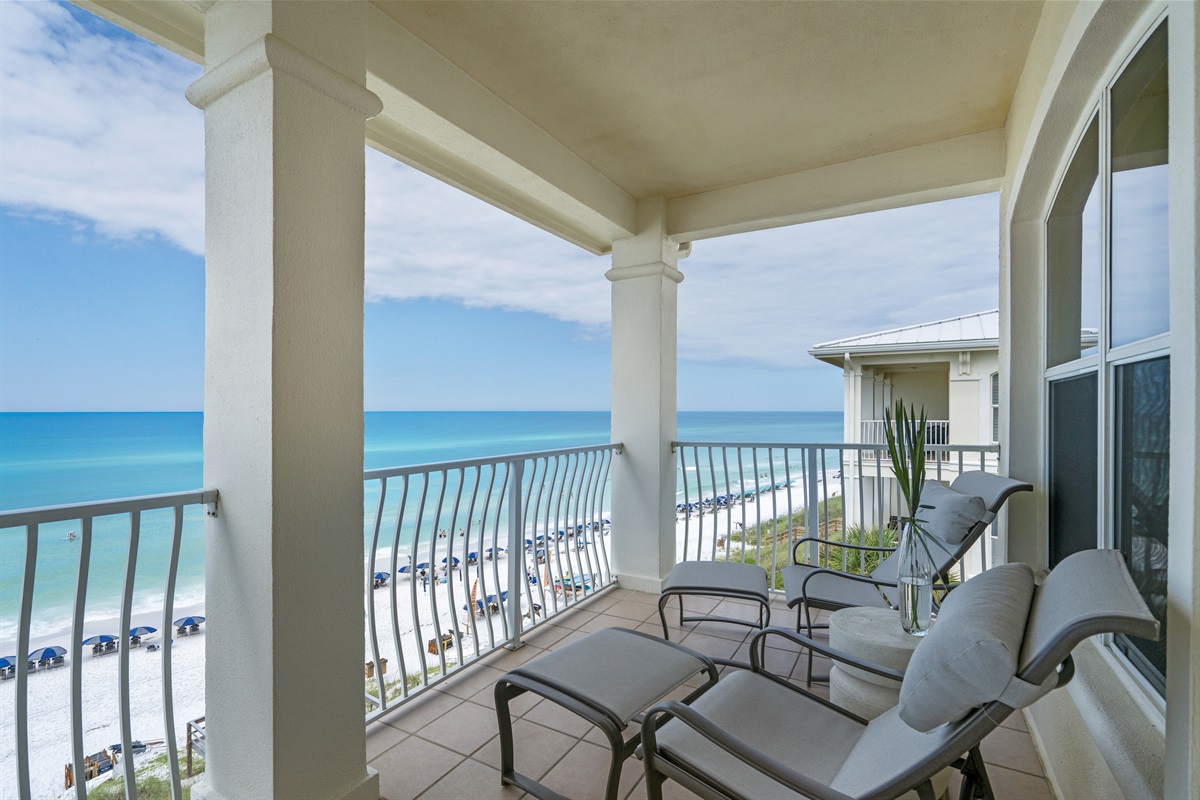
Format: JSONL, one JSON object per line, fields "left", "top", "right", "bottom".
{"left": 783, "top": 471, "right": 1031, "bottom": 681}
{"left": 189, "top": 624, "right": 200, "bottom": 634}
{"left": 640, "top": 550, "right": 1158, "bottom": 800}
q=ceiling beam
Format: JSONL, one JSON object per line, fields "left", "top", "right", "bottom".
{"left": 666, "top": 129, "right": 1006, "bottom": 243}
{"left": 365, "top": 5, "right": 636, "bottom": 254}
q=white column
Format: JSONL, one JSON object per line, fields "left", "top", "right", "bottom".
{"left": 186, "top": 3, "right": 380, "bottom": 799}
{"left": 608, "top": 198, "right": 684, "bottom": 593}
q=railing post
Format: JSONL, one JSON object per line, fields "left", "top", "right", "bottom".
{"left": 806, "top": 448, "right": 821, "bottom": 566}
{"left": 507, "top": 459, "right": 525, "bottom": 650}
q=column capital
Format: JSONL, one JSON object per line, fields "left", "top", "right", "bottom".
{"left": 605, "top": 261, "right": 685, "bottom": 284}
{"left": 186, "top": 32, "right": 382, "bottom": 117}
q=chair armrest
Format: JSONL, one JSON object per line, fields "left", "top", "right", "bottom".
{"left": 642, "top": 700, "right": 855, "bottom": 800}
{"left": 749, "top": 626, "right": 905, "bottom": 684}
{"left": 791, "top": 537, "right": 897, "bottom": 566}
{"left": 799, "top": 566, "right": 900, "bottom": 600}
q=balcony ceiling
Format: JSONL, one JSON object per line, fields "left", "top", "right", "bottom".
{"left": 375, "top": 1, "right": 1039, "bottom": 202}
{"left": 82, "top": 0, "right": 1046, "bottom": 252}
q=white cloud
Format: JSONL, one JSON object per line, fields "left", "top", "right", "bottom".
{"left": 364, "top": 151, "right": 610, "bottom": 327}
{"left": 0, "top": 2, "right": 205, "bottom": 253}
{"left": 677, "top": 195, "right": 1000, "bottom": 367}
{"left": 2, "top": 2, "right": 999, "bottom": 373}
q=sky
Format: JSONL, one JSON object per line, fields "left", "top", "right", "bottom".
{"left": 0, "top": 2, "right": 1000, "bottom": 412}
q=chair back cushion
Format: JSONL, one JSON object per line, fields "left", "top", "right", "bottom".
{"left": 917, "top": 482, "right": 987, "bottom": 551}
{"left": 897, "top": 562, "right": 1035, "bottom": 732}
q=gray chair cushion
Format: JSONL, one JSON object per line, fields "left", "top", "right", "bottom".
{"left": 898, "top": 562, "right": 1035, "bottom": 732}
{"left": 656, "top": 670, "right": 866, "bottom": 798}
{"left": 782, "top": 563, "right": 893, "bottom": 610}
{"left": 513, "top": 628, "right": 709, "bottom": 724}
{"left": 663, "top": 561, "right": 769, "bottom": 601}
{"left": 916, "top": 482, "right": 987, "bottom": 547}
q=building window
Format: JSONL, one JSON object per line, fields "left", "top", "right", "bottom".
{"left": 990, "top": 373, "right": 1000, "bottom": 444}
{"left": 1044, "top": 19, "right": 1169, "bottom": 694}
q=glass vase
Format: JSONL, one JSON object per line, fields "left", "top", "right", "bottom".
{"left": 897, "top": 521, "right": 934, "bottom": 635}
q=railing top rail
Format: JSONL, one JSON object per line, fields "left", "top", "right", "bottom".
{"left": 673, "top": 441, "right": 999, "bottom": 453}
{"left": 363, "top": 442, "right": 623, "bottom": 481}
{"left": 0, "top": 488, "right": 219, "bottom": 528}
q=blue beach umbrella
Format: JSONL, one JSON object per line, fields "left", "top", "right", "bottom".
{"left": 441, "top": 556, "right": 460, "bottom": 566}
{"left": 485, "top": 546, "right": 506, "bottom": 556}
{"left": 414, "top": 562, "right": 430, "bottom": 571}
{"left": 0, "top": 656, "right": 18, "bottom": 668}
{"left": 173, "top": 616, "right": 206, "bottom": 627}
{"left": 463, "top": 600, "right": 485, "bottom": 612}
{"left": 129, "top": 626, "right": 156, "bottom": 637}
{"left": 82, "top": 634, "right": 118, "bottom": 645}
{"left": 372, "top": 572, "right": 389, "bottom": 581}
{"left": 29, "top": 646, "right": 66, "bottom": 661}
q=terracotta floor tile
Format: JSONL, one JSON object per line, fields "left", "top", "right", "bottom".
{"left": 981, "top": 726, "right": 1045, "bottom": 777}
{"left": 539, "top": 739, "right": 643, "bottom": 800}
{"left": 371, "top": 734, "right": 465, "bottom": 800}
{"left": 384, "top": 688, "right": 464, "bottom": 734}
{"left": 603, "top": 598, "right": 663, "bottom": 622}
{"left": 435, "top": 663, "right": 509, "bottom": 700}
{"left": 984, "top": 763, "right": 1054, "bottom": 799}
{"left": 676, "top": 631, "right": 741, "bottom": 661}
{"left": 522, "top": 693, "right": 597, "bottom": 738}
{"left": 366, "top": 719, "right": 410, "bottom": 761}
{"left": 415, "top": 758, "right": 524, "bottom": 800}
{"left": 472, "top": 717, "right": 581, "bottom": 781}
{"left": 419, "top": 698, "right": 503, "bottom": 756}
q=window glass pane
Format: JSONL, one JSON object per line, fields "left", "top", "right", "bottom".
{"left": 1111, "top": 23, "right": 1169, "bottom": 348}
{"left": 1048, "top": 373, "right": 1098, "bottom": 568}
{"left": 1047, "top": 118, "right": 1100, "bottom": 366}
{"left": 1114, "top": 356, "right": 1169, "bottom": 693}
{"left": 991, "top": 374, "right": 999, "bottom": 443}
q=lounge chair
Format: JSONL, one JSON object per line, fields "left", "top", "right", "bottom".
{"left": 783, "top": 471, "right": 1031, "bottom": 681}
{"left": 641, "top": 549, "right": 1158, "bottom": 800}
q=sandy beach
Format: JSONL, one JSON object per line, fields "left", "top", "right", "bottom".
{"left": 1, "top": 474, "right": 835, "bottom": 799}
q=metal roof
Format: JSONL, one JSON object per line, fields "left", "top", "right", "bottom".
{"left": 810, "top": 310, "right": 1099, "bottom": 360}
{"left": 809, "top": 310, "right": 1001, "bottom": 358}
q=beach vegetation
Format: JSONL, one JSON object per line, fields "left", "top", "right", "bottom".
{"left": 365, "top": 662, "right": 454, "bottom": 711}
{"left": 84, "top": 753, "right": 204, "bottom": 800}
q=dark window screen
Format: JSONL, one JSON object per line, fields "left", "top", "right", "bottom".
{"left": 1048, "top": 373, "right": 1098, "bottom": 567}
{"left": 1113, "top": 356, "right": 1169, "bottom": 692}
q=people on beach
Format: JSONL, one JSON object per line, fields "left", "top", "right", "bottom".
{"left": 67, "top": 530, "right": 77, "bottom": 541}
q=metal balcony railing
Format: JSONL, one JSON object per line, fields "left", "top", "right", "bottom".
{"left": 672, "top": 441, "right": 999, "bottom": 592}
{"left": 1, "top": 489, "right": 219, "bottom": 800}
{"left": 361, "top": 443, "right": 621, "bottom": 722}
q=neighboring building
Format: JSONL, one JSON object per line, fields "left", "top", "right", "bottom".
{"left": 811, "top": 310, "right": 1004, "bottom": 455}
{"left": 811, "top": 311, "right": 1004, "bottom": 572}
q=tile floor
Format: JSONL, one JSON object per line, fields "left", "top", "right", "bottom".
{"left": 367, "top": 588, "right": 1054, "bottom": 800}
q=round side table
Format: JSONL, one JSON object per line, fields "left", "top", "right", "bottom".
{"left": 828, "top": 606, "right": 920, "bottom": 720}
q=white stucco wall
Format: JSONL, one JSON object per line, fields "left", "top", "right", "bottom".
{"left": 1002, "top": 1, "right": 1196, "bottom": 797}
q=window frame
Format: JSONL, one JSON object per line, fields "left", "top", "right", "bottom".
{"left": 1041, "top": 11, "right": 1171, "bottom": 707}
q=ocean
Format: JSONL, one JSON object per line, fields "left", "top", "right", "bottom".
{"left": 0, "top": 411, "right": 841, "bottom": 643}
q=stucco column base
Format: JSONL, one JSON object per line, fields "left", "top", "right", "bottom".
{"left": 608, "top": 198, "right": 685, "bottom": 591}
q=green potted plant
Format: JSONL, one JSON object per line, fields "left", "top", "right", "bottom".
{"left": 883, "top": 400, "right": 945, "bottom": 635}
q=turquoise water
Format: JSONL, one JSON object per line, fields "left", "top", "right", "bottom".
{"left": 0, "top": 411, "right": 840, "bottom": 642}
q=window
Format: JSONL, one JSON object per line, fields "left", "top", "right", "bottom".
{"left": 990, "top": 373, "right": 999, "bottom": 444}
{"left": 1044, "top": 19, "right": 1169, "bottom": 694}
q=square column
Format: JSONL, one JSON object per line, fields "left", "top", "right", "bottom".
{"left": 608, "top": 198, "right": 685, "bottom": 593}
{"left": 186, "top": 3, "right": 381, "bottom": 799}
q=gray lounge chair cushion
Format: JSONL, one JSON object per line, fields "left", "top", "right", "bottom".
{"left": 782, "top": 563, "right": 893, "bottom": 610}
{"left": 898, "top": 562, "right": 1035, "bottom": 732}
{"left": 917, "top": 482, "right": 987, "bottom": 546}
{"left": 656, "top": 670, "right": 865, "bottom": 798}
{"left": 664, "top": 561, "right": 769, "bottom": 601}
{"left": 513, "top": 628, "right": 708, "bottom": 724}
